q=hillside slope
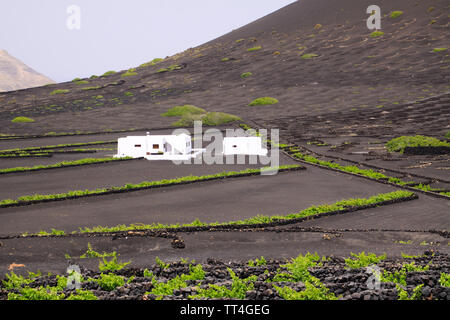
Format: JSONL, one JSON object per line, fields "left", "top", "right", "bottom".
{"left": 0, "top": 50, "right": 54, "bottom": 92}
{"left": 0, "top": 0, "right": 448, "bottom": 135}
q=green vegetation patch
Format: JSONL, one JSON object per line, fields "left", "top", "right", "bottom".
{"left": 121, "top": 69, "right": 138, "bottom": 77}
{"left": 74, "top": 80, "right": 89, "bottom": 85}
{"left": 161, "top": 105, "right": 206, "bottom": 117}
{"left": 101, "top": 71, "right": 116, "bottom": 77}
{"left": 345, "top": 252, "right": 386, "bottom": 269}
{"left": 272, "top": 253, "right": 338, "bottom": 300}
{"left": 248, "top": 97, "right": 279, "bottom": 106}
{"left": 11, "top": 117, "right": 34, "bottom": 123}
{"left": 190, "top": 268, "right": 255, "bottom": 299}
{"left": 172, "top": 112, "right": 241, "bottom": 127}
{"left": 0, "top": 140, "right": 115, "bottom": 154}
{"left": 386, "top": 135, "right": 450, "bottom": 153}
{"left": 196, "top": 112, "right": 241, "bottom": 126}
{"left": 81, "top": 86, "right": 102, "bottom": 91}
{"left": 241, "top": 72, "right": 253, "bottom": 79}
{"left": 301, "top": 53, "right": 319, "bottom": 59}
{"left": 0, "top": 165, "right": 301, "bottom": 208}
{"left": 370, "top": 31, "right": 385, "bottom": 37}
{"left": 139, "top": 58, "right": 164, "bottom": 68}
{"left": 50, "top": 89, "right": 70, "bottom": 95}
{"left": 440, "top": 273, "right": 450, "bottom": 287}
{"left": 390, "top": 11, "right": 404, "bottom": 18}
{"left": 150, "top": 264, "right": 205, "bottom": 298}
{"left": 247, "top": 46, "right": 262, "bottom": 52}
{"left": 433, "top": 48, "right": 448, "bottom": 53}
{"left": 60, "top": 190, "right": 414, "bottom": 235}
{"left": 0, "top": 157, "right": 131, "bottom": 174}
{"left": 157, "top": 65, "right": 182, "bottom": 73}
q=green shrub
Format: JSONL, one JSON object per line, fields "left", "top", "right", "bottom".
{"left": 241, "top": 72, "right": 252, "bottom": 79}
{"left": 101, "top": 71, "right": 116, "bottom": 77}
{"left": 345, "top": 252, "right": 386, "bottom": 269}
{"left": 386, "top": 135, "right": 450, "bottom": 153}
{"left": 157, "top": 65, "right": 182, "bottom": 73}
{"left": 139, "top": 58, "right": 163, "bottom": 68}
{"left": 445, "top": 131, "right": 450, "bottom": 139}
{"left": 247, "top": 46, "right": 262, "bottom": 52}
{"left": 74, "top": 80, "right": 89, "bottom": 85}
{"left": 150, "top": 264, "right": 205, "bottom": 298}
{"left": 221, "top": 58, "right": 230, "bottom": 62}
{"left": 155, "top": 257, "right": 170, "bottom": 270}
{"left": 248, "top": 97, "right": 279, "bottom": 106}
{"left": 190, "top": 268, "right": 256, "bottom": 299}
{"left": 390, "top": 11, "right": 404, "bottom": 18}
{"left": 98, "top": 252, "right": 130, "bottom": 272}
{"left": 439, "top": 273, "right": 450, "bottom": 287}
{"left": 66, "top": 289, "right": 98, "bottom": 300}
{"left": 370, "top": 31, "right": 385, "bottom": 37}
{"left": 95, "top": 273, "right": 125, "bottom": 291}
{"left": 8, "top": 286, "right": 65, "bottom": 300}
{"left": 124, "top": 91, "right": 134, "bottom": 97}
{"left": 270, "top": 253, "right": 337, "bottom": 300}
{"left": 397, "top": 284, "right": 423, "bottom": 300}
{"left": 11, "top": 117, "right": 34, "bottom": 123}
{"left": 433, "top": 48, "right": 448, "bottom": 53}
{"left": 275, "top": 282, "right": 337, "bottom": 300}
{"left": 171, "top": 112, "right": 241, "bottom": 127}
{"left": 301, "top": 53, "right": 319, "bottom": 59}
{"left": 272, "top": 253, "right": 321, "bottom": 282}
{"left": 171, "top": 113, "right": 204, "bottom": 127}
{"left": 50, "top": 89, "right": 70, "bottom": 95}
{"left": 161, "top": 105, "right": 206, "bottom": 117}
{"left": 81, "top": 86, "right": 102, "bottom": 91}
{"left": 2, "top": 271, "right": 40, "bottom": 290}
{"left": 80, "top": 243, "right": 115, "bottom": 259}
{"left": 248, "top": 256, "right": 267, "bottom": 267}
{"left": 121, "top": 69, "right": 138, "bottom": 77}
{"left": 200, "top": 112, "right": 241, "bottom": 126}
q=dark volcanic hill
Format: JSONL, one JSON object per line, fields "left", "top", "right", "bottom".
{"left": 0, "top": 50, "right": 54, "bottom": 93}
{"left": 0, "top": 0, "right": 448, "bottom": 136}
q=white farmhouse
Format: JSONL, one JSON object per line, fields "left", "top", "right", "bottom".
{"left": 115, "top": 132, "right": 204, "bottom": 160}
{"left": 223, "top": 136, "right": 268, "bottom": 156}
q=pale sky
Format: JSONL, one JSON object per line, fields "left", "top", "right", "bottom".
{"left": 0, "top": 0, "right": 296, "bottom": 82}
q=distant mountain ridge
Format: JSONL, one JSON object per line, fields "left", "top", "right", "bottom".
{"left": 0, "top": 50, "right": 54, "bottom": 92}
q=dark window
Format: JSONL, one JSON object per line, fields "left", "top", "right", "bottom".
{"left": 153, "top": 144, "right": 159, "bottom": 149}
{"left": 134, "top": 144, "right": 141, "bottom": 148}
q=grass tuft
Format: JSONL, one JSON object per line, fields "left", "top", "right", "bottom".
{"left": 386, "top": 135, "right": 450, "bottom": 153}
{"left": 248, "top": 97, "right": 279, "bottom": 106}
{"left": 301, "top": 53, "right": 319, "bottom": 59}
{"left": 161, "top": 105, "right": 206, "bottom": 117}
{"left": 370, "top": 31, "right": 385, "bottom": 37}
{"left": 247, "top": 46, "right": 262, "bottom": 52}
{"left": 11, "top": 117, "right": 34, "bottom": 123}
{"left": 390, "top": 11, "right": 404, "bottom": 18}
